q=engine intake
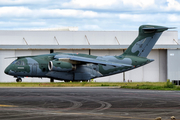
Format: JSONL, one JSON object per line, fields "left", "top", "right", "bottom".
{"left": 48, "top": 60, "right": 75, "bottom": 72}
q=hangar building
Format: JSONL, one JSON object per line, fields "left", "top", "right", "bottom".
{"left": 0, "top": 28, "right": 179, "bottom": 82}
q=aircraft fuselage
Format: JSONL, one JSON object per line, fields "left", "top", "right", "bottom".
{"left": 4, "top": 53, "right": 152, "bottom": 81}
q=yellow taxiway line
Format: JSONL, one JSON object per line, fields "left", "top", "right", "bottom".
{"left": 0, "top": 104, "right": 17, "bottom": 107}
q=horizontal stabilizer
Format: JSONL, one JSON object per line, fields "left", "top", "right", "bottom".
{"left": 142, "top": 27, "right": 176, "bottom": 30}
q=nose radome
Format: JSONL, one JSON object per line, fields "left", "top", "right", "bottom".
{"left": 4, "top": 66, "right": 10, "bottom": 74}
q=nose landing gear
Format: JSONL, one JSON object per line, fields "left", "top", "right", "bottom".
{"left": 16, "top": 78, "right": 22, "bottom": 82}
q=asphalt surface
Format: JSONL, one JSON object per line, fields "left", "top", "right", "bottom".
{"left": 0, "top": 87, "right": 180, "bottom": 120}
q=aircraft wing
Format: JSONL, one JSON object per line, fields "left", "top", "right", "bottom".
{"left": 54, "top": 55, "right": 132, "bottom": 67}
{"left": 5, "top": 55, "right": 37, "bottom": 59}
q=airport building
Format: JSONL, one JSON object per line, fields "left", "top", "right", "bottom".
{"left": 0, "top": 28, "right": 179, "bottom": 82}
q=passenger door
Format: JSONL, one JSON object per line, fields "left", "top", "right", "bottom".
{"left": 32, "top": 65, "right": 37, "bottom": 76}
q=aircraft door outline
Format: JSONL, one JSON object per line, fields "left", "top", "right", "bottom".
{"left": 32, "top": 65, "right": 37, "bottom": 75}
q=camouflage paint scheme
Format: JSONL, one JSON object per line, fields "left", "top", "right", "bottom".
{"left": 4, "top": 25, "right": 174, "bottom": 82}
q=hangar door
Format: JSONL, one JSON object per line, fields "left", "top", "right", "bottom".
{"left": 167, "top": 49, "right": 180, "bottom": 82}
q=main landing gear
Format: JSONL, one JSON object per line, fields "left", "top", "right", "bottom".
{"left": 16, "top": 78, "right": 22, "bottom": 82}
{"left": 64, "top": 80, "right": 89, "bottom": 82}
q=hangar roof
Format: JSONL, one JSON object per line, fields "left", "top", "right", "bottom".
{"left": 0, "top": 30, "right": 178, "bottom": 50}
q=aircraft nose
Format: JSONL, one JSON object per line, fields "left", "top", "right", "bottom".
{"left": 4, "top": 66, "right": 10, "bottom": 74}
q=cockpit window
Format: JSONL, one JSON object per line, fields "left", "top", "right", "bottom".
{"left": 16, "top": 61, "right": 21, "bottom": 65}
{"left": 14, "top": 60, "right": 25, "bottom": 66}
{"left": 12, "top": 60, "right": 17, "bottom": 64}
{"left": 21, "top": 61, "right": 25, "bottom": 65}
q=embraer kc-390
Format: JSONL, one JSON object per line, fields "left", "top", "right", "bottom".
{"left": 4, "top": 25, "right": 175, "bottom": 82}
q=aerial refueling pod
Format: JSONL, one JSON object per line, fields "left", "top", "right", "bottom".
{"left": 48, "top": 60, "right": 76, "bottom": 72}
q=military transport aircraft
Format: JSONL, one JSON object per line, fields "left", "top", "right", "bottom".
{"left": 4, "top": 25, "right": 174, "bottom": 82}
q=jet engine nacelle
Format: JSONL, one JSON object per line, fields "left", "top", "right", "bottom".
{"left": 48, "top": 60, "right": 75, "bottom": 72}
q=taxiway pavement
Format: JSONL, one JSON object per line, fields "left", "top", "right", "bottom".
{"left": 0, "top": 87, "right": 179, "bottom": 120}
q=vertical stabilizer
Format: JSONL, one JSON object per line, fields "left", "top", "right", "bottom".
{"left": 122, "top": 25, "right": 174, "bottom": 58}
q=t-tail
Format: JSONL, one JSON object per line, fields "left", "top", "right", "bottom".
{"left": 122, "top": 25, "right": 175, "bottom": 58}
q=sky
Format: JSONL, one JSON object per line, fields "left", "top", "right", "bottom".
{"left": 0, "top": 0, "right": 180, "bottom": 38}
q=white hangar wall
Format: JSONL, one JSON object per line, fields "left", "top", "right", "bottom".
{"left": 125, "top": 50, "right": 167, "bottom": 82}
{"left": 0, "top": 30, "right": 178, "bottom": 82}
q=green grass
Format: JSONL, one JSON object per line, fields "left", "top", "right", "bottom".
{"left": 0, "top": 82, "right": 121, "bottom": 87}
{"left": 121, "top": 80, "right": 180, "bottom": 90}
{"left": 0, "top": 81, "right": 179, "bottom": 90}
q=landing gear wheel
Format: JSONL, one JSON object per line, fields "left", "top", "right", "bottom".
{"left": 72, "top": 81, "right": 80, "bottom": 82}
{"left": 16, "top": 78, "right": 22, "bottom": 82}
{"left": 83, "top": 80, "right": 88, "bottom": 82}
{"left": 64, "top": 80, "right": 70, "bottom": 82}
